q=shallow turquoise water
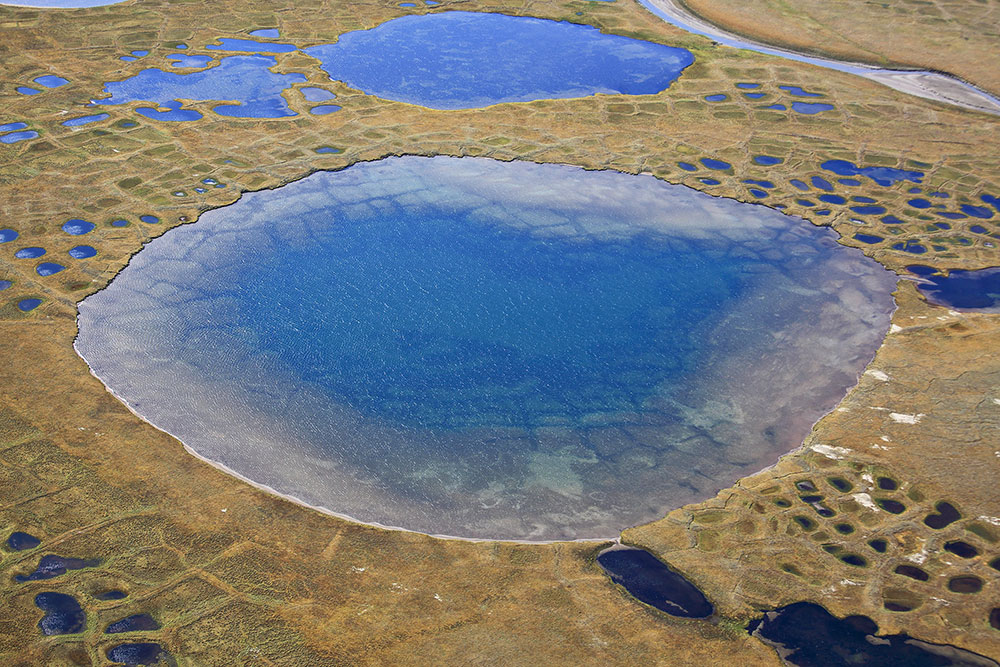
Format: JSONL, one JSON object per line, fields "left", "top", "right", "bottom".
{"left": 76, "top": 157, "right": 896, "bottom": 539}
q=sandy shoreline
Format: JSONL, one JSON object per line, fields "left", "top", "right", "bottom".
{"left": 642, "top": 0, "right": 1000, "bottom": 115}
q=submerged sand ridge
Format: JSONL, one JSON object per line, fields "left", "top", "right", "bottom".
{"left": 75, "top": 157, "right": 898, "bottom": 540}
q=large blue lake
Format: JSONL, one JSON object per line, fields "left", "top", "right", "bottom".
{"left": 305, "top": 12, "right": 694, "bottom": 108}
{"left": 76, "top": 157, "right": 896, "bottom": 540}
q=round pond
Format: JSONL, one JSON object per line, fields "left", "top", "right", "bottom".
{"left": 76, "top": 156, "right": 897, "bottom": 540}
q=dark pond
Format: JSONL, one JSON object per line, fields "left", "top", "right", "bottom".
{"left": 909, "top": 267, "right": 1000, "bottom": 311}
{"left": 597, "top": 546, "right": 712, "bottom": 617}
{"left": 35, "top": 592, "right": 86, "bottom": 636}
{"left": 106, "top": 613, "right": 161, "bottom": 633}
{"left": 16, "top": 554, "right": 101, "bottom": 582}
{"left": 6, "top": 531, "right": 40, "bottom": 550}
{"left": 106, "top": 642, "right": 171, "bottom": 666}
{"left": 749, "top": 602, "right": 998, "bottom": 667}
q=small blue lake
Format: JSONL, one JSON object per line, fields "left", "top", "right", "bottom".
{"left": 304, "top": 12, "right": 695, "bottom": 109}
{"left": 76, "top": 156, "right": 896, "bottom": 540}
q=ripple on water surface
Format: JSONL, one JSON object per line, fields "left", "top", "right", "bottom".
{"left": 76, "top": 156, "right": 897, "bottom": 540}
{"left": 303, "top": 12, "right": 694, "bottom": 109}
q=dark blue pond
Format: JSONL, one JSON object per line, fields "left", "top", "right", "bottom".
{"left": 35, "top": 592, "right": 85, "bottom": 636}
{"left": 821, "top": 159, "right": 923, "bottom": 186}
{"left": 0, "top": 122, "right": 28, "bottom": 133}
{"left": 303, "top": 12, "right": 694, "bottom": 109}
{"left": 16, "top": 554, "right": 101, "bottom": 582}
{"left": 97, "top": 55, "right": 306, "bottom": 119}
{"left": 62, "top": 219, "right": 95, "bottom": 235}
{"left": 705, "top": 94, "right": 727, "bottom": 102}
{"left": 597, "top": 547, "right": 713, "bottom": 617}
{"left": 0, "top": 280, "right": 11, "bottom": 291}
{"left": 18, "top": 298, "right": 42, "bottom": 312}
{"left": 6, "top": 531, "right": 40, "bottom": 550}
{"left": 36, "top": 262, "right": 66, "bottom": 276}
{"left": 107, "top": 643, "right": 170, "bottom": 666}
{"left": 749, "top": 602, "right": 996, "bottom": 666}
{"left": 911, "top": 267, "right": 1000, "bottom": 311}
{"left": 69, "top": 245, "right": 98, "bottom": 259}
{"left": 754, "top": 155, "right": 782, "bottom": 166}
{"left": 106, "top": 613, "right": 161, "bottom": 633}
{"left": 76, "top": 157, "right": 896, "bottom": 540}
{"left": 16, "top": 87, "right": 40, "bottom": 95}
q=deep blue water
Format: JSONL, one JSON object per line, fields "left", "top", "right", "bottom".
{"left": 97, "top": 55, "right": 306, "bottom": 119}
{"left": 821, "top": 159, "right": 923, "bottom": 186}
{"left": 597, "top": 547, "right": 713, "bottom": 617}
{"left": 106, "top": 643, "right": 170, "bottom": 666}
{"left": 6, "top": 531, "right": 40, "bottom": 550}
{"left": 1, "top": 131, "right": 39, "bottom": 144}
{"left": 16, "top": 554, "right": 100, "bottom": 581}
{"left": 0, "top": 122, "right": 28, "bottom": 133}
{"left": 0, "top": 229, "right": 20, "bottom": 243}
{"left": 35, "top": 592, "right": 85, "bottom": 636}
{"left": 62, "top": 219, "right": 94, "bottom": 235}
{"left": 106, "top": 614, "right": 161, "bottom": 633}
{"left": 15, "top": 247, "right": 46, "bottom": 259}
{"left": 911, "top": 267, "right": 1000, "bottom": 311}
{"left": 76, "top": 157, "right": 896, "bottom": 540}
{"left": 749, "top": 602, "right": 996, "bottom": 666}
{"left": 18, "top": 299, "right": 42, "bottom": 311}
{"left": 69, "top": 245, "right": 98, "bottom": 259}
{"left": 304, "top": 12, "right": 694, "bottom": 109}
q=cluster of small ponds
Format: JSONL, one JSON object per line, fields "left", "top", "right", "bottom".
{"left": 4, "top": 530, "right": 170, "bottom": 666}
{"left": 596, "top": 546, "right": 996, "bottom": 666}
{"left": 0, "top": 12, "right": 855, "bottom": 136}
{"left": 704, "top": 82, "right": 836, "bottom": 114}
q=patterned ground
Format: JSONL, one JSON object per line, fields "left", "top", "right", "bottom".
{"left": 1, "top": 0, "right": 999, "bottom": 664}
{"left": 678, "top": 0, "right": 1000, "bottom": 95}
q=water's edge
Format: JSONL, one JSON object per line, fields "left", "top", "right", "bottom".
{"left": 639, "top": 0, "right": 1000, "bottom": 115}
{"left": 70, "top": 155, "right": 901, "bottom": 545}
